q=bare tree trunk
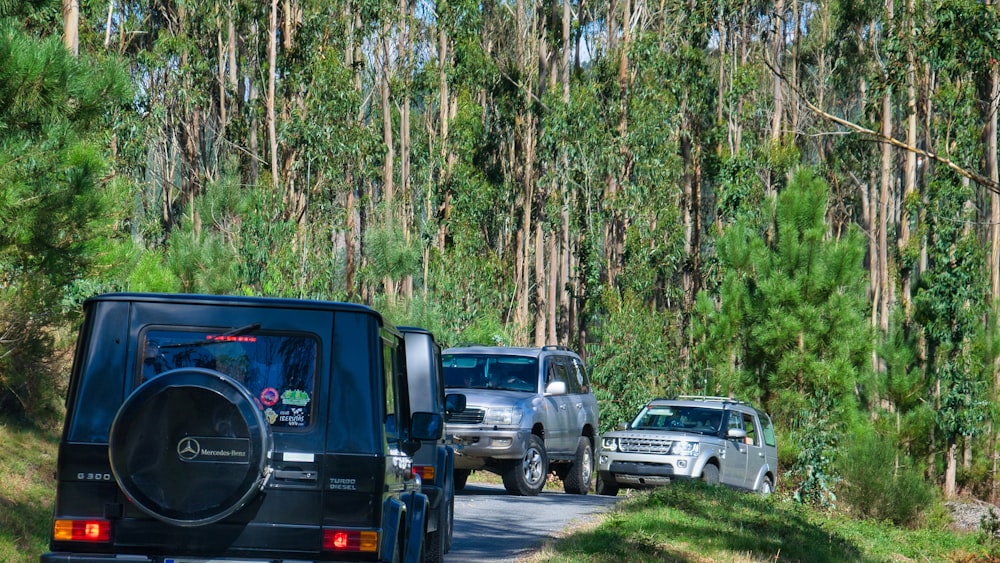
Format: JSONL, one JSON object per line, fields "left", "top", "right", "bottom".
{"left": 63, "top": 0, "right": 79, "bottom": 56}
{"left": 267, "top": 0, "right": 280, "bottom": 190}
{"left": 945, "top": 437, "right": 958, "bottom": 499}
{"left": 899, "top": 0, "right": 917, "bottom": 321}
{"left": 534, "top": 222, "right": 546, "bottom": 347}
{"left": 770, "top": 0, "right": 784, "bottom": 142}
{"left": 344, "top": 6, "right": 362, "bottom": 299}
{"left": 988, "top": 9, "right": 1000, "bottom": 500}
{"left": 879, "top": 2, "right": 894, "bottom": 334}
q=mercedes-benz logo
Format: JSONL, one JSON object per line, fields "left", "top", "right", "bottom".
{"left": 177, "top": 437, "right": 201, "bottom": 461}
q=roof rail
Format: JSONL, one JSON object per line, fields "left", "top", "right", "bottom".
{"left": 673, "top": 394, "right": 745, "bottom": 404}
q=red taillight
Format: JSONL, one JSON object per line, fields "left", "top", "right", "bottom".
{"left": 322, "top": 529, "right": 378, "bottom": 553}
{"left": 413, "top": 465, "right": 435, "bottom": 481}
{"left": 53, "top": 519, "right": 111, "bottom": 542}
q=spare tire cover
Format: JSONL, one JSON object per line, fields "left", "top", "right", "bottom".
{"left": 109, "top": 368, "right": 272, "bottom": 527}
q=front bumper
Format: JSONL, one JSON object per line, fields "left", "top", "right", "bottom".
{"left": 597, "top": 452, "right": 700, "bottom": 486}
{"left": 449, "top": 427, "right": 531, "bottom": 468}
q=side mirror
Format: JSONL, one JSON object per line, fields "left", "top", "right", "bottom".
{"left": 617, "top": 422, "right": 629, "bottom": 431}
{"left": 544, "top": 380, "right": 567, "bottom": 395}
{"left": 445, "top": 393, "right": 466, "bottom": 414}
{"left": 411, "top": 411, "right": 444, "bottom": 441}
{"left": 727, "top": 428, "right": 748, "bottom": 440}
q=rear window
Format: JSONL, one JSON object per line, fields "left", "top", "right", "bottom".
{"left": 139, "top": 328, "right": 319, "bottom": 429}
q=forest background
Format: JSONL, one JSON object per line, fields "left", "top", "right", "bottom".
{"left": 2, "top": 0, "right": 1000, "bottom": 525}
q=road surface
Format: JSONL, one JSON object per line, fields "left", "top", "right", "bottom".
{"left": 445, "top": 481, "right": 622, "bottom": 562}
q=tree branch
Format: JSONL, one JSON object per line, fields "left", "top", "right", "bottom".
{"left": 763, "top": 58, "right": 1000, "bottom": 195}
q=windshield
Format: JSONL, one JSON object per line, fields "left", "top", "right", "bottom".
{"left": 631, "top": 405, "right": 724, "bottom": 435}
{"left": 442, "top": 354, "right": 538, "bottom": 392}
{"left": 140, "top": 328, "right": 318, "bottom": 429}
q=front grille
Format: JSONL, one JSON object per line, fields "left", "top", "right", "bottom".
{"left": 619, "top": 437, "right": 672, "bottom": 455}
{"left": 446, "top": 408, "right": 485, "bottom": 424}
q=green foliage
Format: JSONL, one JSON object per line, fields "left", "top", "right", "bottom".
{"left": 0, "top": 23, "right": 129, "bottom": 422}
{"left": 587, "top": 291, "right": 682, "bottom": 432}
{"left": 836, "top": 428, "right": 934, "bottom": 526}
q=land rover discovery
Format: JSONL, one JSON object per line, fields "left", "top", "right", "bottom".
{"left": 597, "top": 396, "right": 778, "bottom": 496}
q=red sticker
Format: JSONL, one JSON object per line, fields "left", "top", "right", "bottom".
{"left": 260, "top": 387, "right": 280, "bottom": 407}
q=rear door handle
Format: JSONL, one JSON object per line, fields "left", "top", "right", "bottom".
{"left": 274, "top": 469, "right": 318, "bottom": 481}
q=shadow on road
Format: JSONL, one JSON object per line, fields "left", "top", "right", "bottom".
{"left": 447, "top": 482, "right": 621, "bottom": 562}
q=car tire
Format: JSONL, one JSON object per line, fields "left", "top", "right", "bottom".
{"left": 595, "top": 476, "right": 619, "bottom": 496}
{"left": 562, "top": 437, "right": 594, "bottom": 495}
{"left": 758, "top": 476, "right": 774, "bottom": 495}
{"left": 454, "top": 469, "right": 470, "bottom": 491}
{"left": 502, "top": 434, "right": 548, "bottom": 496}
{"left": 701, "top": 463, "right": 720, "bottom": 485}
{"left": 108, "top": 367, "right": 272, "bottom": 527}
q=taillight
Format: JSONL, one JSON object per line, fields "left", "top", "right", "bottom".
{"left": 322, "top": 529, "right": 379, "bottom": 553}
{"left": 413, "top": 465, "right": 435, "bottom": 481}
{"left": 53, "top": 519, "right": 111, "bottom": 542}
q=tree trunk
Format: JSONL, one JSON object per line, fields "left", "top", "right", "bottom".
{"left": 945, "top": 437, "right": 957, "bottom": 499}
{"left": 770, "top": 0, "right": 784, "bottom": 142}
{"left": 63, "top": 0, "right": 79, "bottom": 56}
{"left": 267, "top": 0, "right": 280, "bottom": 190}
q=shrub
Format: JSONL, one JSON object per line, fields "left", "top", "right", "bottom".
{"left": 836, "top": 430, "right": 934, "bottom": 527}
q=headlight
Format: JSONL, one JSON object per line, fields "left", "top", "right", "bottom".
{"left": 601, "top": 437, "right": 619, "bottom": 452}
{"left": 483, "top": 407, "right": 522, "bottom": 425}
{"left": 670, "top": 441, "right": 700, "bottom": 456}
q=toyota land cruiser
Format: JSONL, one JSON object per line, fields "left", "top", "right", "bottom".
{"left": 442, "top": 345, "right": 598, "bottom": 496}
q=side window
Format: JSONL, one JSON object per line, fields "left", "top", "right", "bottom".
{"left": 741, "top": 412, "right": 758, "bottom": 446}
{"left": 547, "top": 359, "right": 568, "bottom": 389}
{"left": 561, "top": 358, "right": 582, "bottom": 394}
{"left": 726, "top": 411, "right": 743, "bottom": 435}
{"left": 760, "top": 414, "right": 777, "bottom": 447}
{"left": 569, "top": 357, "right": 589, "bottom": 393}
{"left": 382, "top": 333, "right": 401, "bottom": 442}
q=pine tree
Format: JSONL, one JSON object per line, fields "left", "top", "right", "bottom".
{"left": 696, "top": 167, "right": 872, "bottom": 505}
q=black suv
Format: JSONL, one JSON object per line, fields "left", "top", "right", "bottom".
{"left": 398, "top": 327, "right": 465, "bottom": 563}
{"left": 42, "top": 293, "right": 440, "bottom": 563}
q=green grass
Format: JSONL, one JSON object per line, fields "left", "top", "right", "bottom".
{"left": 0, "top": 418, "right": 59, "bottom": 563}
{"left": 527, "top": 480, "right": 988, "bottom": 563}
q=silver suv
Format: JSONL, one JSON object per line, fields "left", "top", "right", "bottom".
{"left": 442, "top": 346, "right": 599, "bottom": 496}
{"left": 597, "top": 396, "right": 778, "bottom": 496}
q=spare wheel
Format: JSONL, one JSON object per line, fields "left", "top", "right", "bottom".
{"left": 109, "top": 368, "right": 272, "bottom": 527}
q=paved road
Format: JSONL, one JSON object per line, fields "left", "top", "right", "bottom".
{"left": 444, "top": 482, "right": 622, "bottom": 562}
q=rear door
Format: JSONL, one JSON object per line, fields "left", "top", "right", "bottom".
{"left": 720, "top": 410, "right": 749, "bottom": 487}
{"left": 741, "top": 412, "right": 767, "bottom": 490}
{"left": 544, "top": 357, "right": 576, "bottom": 454}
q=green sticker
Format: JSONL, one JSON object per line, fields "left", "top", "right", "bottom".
{"left": 281, "top": 389, "right": 310, "bottom": 406}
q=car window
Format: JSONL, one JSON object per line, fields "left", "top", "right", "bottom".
{"left": 760, "top": 413, "right": 777, "bottom": 447}
{"left": 558, "top": 358, "right": 583, "bottom": 394}
{"left": 569, "top": 357, "right": 590, "bottom": 393}
{"left": 442, "top": 354, "right": 537, "bottom": 392}
{"left": 633, "top": 406, "right": 722, "bottom": 434}
{"left": 139, "top": 328, "right": 317, "bottom": 429}
{"left": 741, "top": 412, "right": 758, "bottom": 445}
{"left": 547, "top": 359, "right": 569, "bottom": 389}
{"left": 726, "top": 410, "right": 744, "bottom": 435}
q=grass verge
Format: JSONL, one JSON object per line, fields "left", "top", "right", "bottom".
{"left": 0, "top": 417, "right": 58, "bottom": 563}
{"left": 525, "top": 479, "right": 988, "bottom": 563}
